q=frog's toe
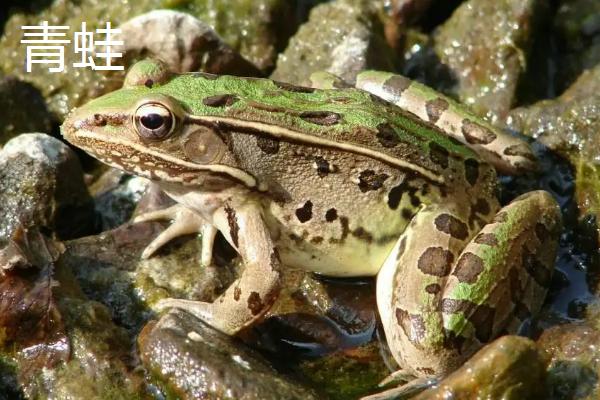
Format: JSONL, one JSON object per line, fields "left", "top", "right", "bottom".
{"left": 135, "top": 204, "right": 215, "bottom": 262}
{"left": 156, "top": 298, "right": 215, "bottom": 324}
{"left": 360, "top": 376, "right": 435, "bottom": 400}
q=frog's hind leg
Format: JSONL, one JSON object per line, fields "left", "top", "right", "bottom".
{"left": 376, "top": 190, "right": 560, "bottom": 379}
{"left": 355, "top": 71, "right": 537, "bottom": 175}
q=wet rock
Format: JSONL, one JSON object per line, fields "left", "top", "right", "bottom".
{"left": 434, "top": 0, "right": 542, "bottom": 122}
{"left": 299, "top": 342, "right": 388, "bottom": 400}
{"left": 507, "top": 65, "right": 600, "bottom": 224}
{"left": 414, "top": 336, "right": 547, "bottom": 399}
{"left": 0, "top": 76, "right": 54, "bottom": 145}
{"left": 553, "top": 0, "right": 600, "bottom": 93}
{"left": 89, "top": 169, "right": 150, "bottom": 231}
{"left": 0, "top": 230, "right": 146, "bottom": 399}
{"left": 0, "top": 133, "right": 93, "bottom": 243}
{"left": 271, "top": 0, "right": 397, "bottom": 85}
{"left": 61, "top": 220, "right": 238, "bottom": 331}
{"left": 117, "top": 10, "right": 260, "bottom": 75}
{"left": 537, "top": 323, "right": 600, "bottom": 399}
{"left": 139, "top": 309, "right": 321, "bottom": 400}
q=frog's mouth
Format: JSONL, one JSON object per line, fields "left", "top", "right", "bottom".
{"left": 61, "top": 123, "right": 261, "bottom": 189}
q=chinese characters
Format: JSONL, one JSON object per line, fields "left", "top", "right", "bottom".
{"left": 21, "top": 21, "right": 124, "bottom": 73}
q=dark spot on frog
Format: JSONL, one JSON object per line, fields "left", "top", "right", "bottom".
{"left": 440, "top": 299, "right": 495, "bottom": 342}
{"left": 247, "top": 292, "right": 263, "bottom": 315}
{"left": 382, "top": 75, "right": 412, "bottom": 97}
{"left": 233, "top": 287, "right": 241, "bottom": 301}
{"left": 508, "top": 268, "right": 523, "bottom": 301}
{"left": 314, "top": 156, "right": 335, "bottom": 177}
{"left": 472, "top": 198, "right": 490, "bottom": 216}
{"left": 418, "top": 247, "right": 454, "bottom": 277}
{"left": 270, "top": 249, "right": 281, "bottom": 272}
{"left": 310, "top": 236, "right": 324, "bottom": 244}
{"left": 453, "top": 252, "right": 484, "bottom": 283}
{"left": 352, "top": 227, "right": 373, "bottom": 243}
{"left": 144, "top": 79, "right": 154, "bottom": 88}
{"left": 425, "top": 98, "right": 449, "bottom": 124}
{"left": 425, "top": 283, "right": 441, "bottom": 294}
{"left": 329, "top": 216, "right": 350, "bottom": 244}
{"left": 358, "top": 170, "right": 389, "bottom": 192}
{"left": 464, "top": 158, "right": 479, "bottom": 186}
{"left": 376, "top": 122, "right": 400, "bottom": 148}
{"left": 325, "top": 208, "right": 338, "bottom": 222}
{"left": 203, "top": 94, "right": 239, "bottom": 107}
{"left": 395, "top": 308, "right": 426, "bottom": 344}
{"left": 535, "top": 222, "right": 550, "bottom": 243}
{"left": 299, "top": 110, "right": 341, "bottom": 126}
{"left": 274, "top": 81, "right": 315, "bottom": 93}
{"left": 401, "top": 208, "right": 413, "bottom": 220}
{"left": 474, "top": 232, "right": 498, "bottom": 246}
{"left": 522, "top": 248, "right": 552, "bottom": 288}
{"left": 504, "top": 143, "right": 536, "bottom": 161}
{"left": 416, "top": 367, "right": 436, "bottom": 375}
{"left": 429, "top": 142, "right": 449, "bottom": 169}
{"left": 256, "top": 136, "right": 280, "bottom": 154}
{"left": 93, "top": 114, "right": 107, "bottom": 126}
{"left": 387, "top": 179, "right": 420, "bottom": 210}
{"left": 224, "top": 205, "right": 239, "bottom": 247}
{"left": 461, "top": 119, "right": 497, "bottom": 145}
{"left": 434, "top": 214, "right": 468, "bottom": 240}
{"left": 295, "top": 200, "right": 313, "bottom": 223}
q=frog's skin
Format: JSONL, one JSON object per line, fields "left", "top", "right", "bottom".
{"left": 61, "top": 60, "right": 561, "bottom": 378}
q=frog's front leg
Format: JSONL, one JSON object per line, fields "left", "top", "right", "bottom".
{"left": 134, "top": 204, "right": 218, "bottom": 266}
{"left": 377, "top": 191, "right": 561, "bottom": 377}
{"left": 157, "top": 201, "right": 281, "bottom": 335}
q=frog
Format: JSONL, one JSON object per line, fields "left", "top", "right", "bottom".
{"left": 61, "top": 59, "right": 561, "bottom": 380}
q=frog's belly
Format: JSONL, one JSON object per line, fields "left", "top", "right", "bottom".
{"left": 264, "top": 203, "right": 405, "bottom": 277}
{"left": 276, "top": 234, "right": 396, "bottom": 277}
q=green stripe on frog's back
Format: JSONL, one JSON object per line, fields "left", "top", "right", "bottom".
{"left": 355, "top": 71, "right": 536, "bottom": 174}
{"left": 155, "top": 73, "right": 477, "bottom": 183}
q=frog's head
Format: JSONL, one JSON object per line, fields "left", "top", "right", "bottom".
{"left": 62, "top": 59, "right": 258, "bottom": 188}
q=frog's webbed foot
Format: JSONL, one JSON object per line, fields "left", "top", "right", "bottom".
{"left": 360, "top": 376, "right": 435, "bottom": 400}
{"left": 134, "top": 204, "right": 217, "bottom": 266}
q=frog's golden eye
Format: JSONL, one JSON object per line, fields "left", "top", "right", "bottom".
{"left": 134, "top": 103, "right": 175, "bottom": 140}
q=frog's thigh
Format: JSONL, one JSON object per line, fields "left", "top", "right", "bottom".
{"left": 377, "top": 190, "right": 561, "bottom": 377}
{"left": 443, "top": 190, "right": 561, "bottom": 341}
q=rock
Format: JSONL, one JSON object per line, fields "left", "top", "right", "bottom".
{"left": 0, "top": 76, "right": 54, "bottom": 145}
{"left": 0, "top": 231, "right": 146, "bottom": 399}
{"left": 271, "top": 0, "right": 397, "bottom": 85}
{"left": 0, "top": 133, "right": 93, "bottom": 243}
{"left": 507, "top": 65, "right": 600, "bottom": 224}
{"left": 537, "top": 323, "right": 600, "bottom": 399}
{"left": 117, "top": 10, "right": 260, "bottom": 76}
{"left": 434, "top": 0, "right": 542, "bottom": 122}
{"left": 89, "top": 169, "right": 150, "bottom": 231}
{"left": 61, "top": 220, "right": 238, "bottom": 331}
{"left": 299, "top": 342, "right": 388, "bottom": 400}
{"left": 413, "top": 336, "right": 547, "bottom": 399}
{"left": 138, "top": 309, "right": 321, "bottom": 400}
{"left": 553, "top": 0, "right": 600, "bottom": 93}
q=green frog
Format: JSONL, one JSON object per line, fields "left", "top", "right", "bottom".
{"left": 61, "top": 59, "right": 561, "bottom": 379}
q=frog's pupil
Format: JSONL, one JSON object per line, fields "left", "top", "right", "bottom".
{"left": 142, "top": 113, "right": 165, "bottom": 130}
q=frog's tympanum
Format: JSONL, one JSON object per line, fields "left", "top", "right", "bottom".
{"left": 62, "top": 60, "right": 561, "bottom": 378}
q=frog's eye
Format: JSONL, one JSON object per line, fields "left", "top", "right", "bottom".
{"left": 134, "top": 103, "right": 175, "bottom": 140}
